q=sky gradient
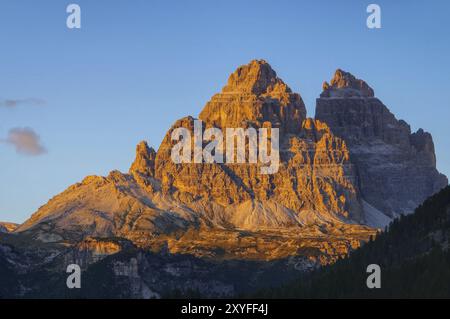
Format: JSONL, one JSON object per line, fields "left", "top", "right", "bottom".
{"left": 1, "top": 0, "right": 450, "bottom": 223}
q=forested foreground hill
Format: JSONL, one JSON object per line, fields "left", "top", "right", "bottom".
{"left": 255, "top": 186, "right": 450, "bottom": 298}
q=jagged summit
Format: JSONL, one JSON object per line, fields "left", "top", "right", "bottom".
{"left": 129, "top": 140, "right": 156, "bottom": 178}
{"left": 200, "top": 59, "right": 306, "bottom": 134}
{"left": 316, "top": 71, "right": 448, "bottom": 217}
{"left": 321, "top": 69, "right": 375, "bottom": 98}
{"left": 222, "top": 59, "right": 281, "bottom": 95}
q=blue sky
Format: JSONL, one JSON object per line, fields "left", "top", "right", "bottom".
{"left": 1, "top": 0, "right": 449, "bottom": 223}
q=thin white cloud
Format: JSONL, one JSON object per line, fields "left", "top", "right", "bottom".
{"left": 1, "top": 127, "right": 47, "bottom": 156}
{"left": 0, "top": 98, "right": 46, "bottom": 108}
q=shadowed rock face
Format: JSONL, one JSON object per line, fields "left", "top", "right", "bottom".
{"left": 316, "top": 69, "right": 448, "bottom": 217}
{"left": 321, "top": 69, "right": 374, "bottom": 98}
{"left": 12, "top": 61, "right": 447, "bottom": 263}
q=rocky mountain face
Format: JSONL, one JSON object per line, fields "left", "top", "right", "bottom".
{"left": 0, "top": 222, "right": 18, "bottom": 233}
{"left": 154, "top": 60, "right": 365, "bottom": 228}
{"left": 316, "top": 69, "right": 448, "bottom": 217}
{"left": 64, "top": 237, "right": 127, "bottom": 269}
{"left": 15, "top": 60, "right": 379, "bottom": 264}
{"left": 3, "top": 60, "right": 447, "bottom": 298}
{"left": 199, "top": 59, "right": 306, "bottom": 134}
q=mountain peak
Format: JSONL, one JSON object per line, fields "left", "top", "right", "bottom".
{"left": 222, "top": 59, "right": 284, "bottom": 95}
{"left": 199, "top": 59, "right": 306, "bottom": 133}
{"left": 321, "top": 69, "right": 374, "bottom": 98}
{"left": 129, "top": 140, "right": 156, "bottom": 177}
